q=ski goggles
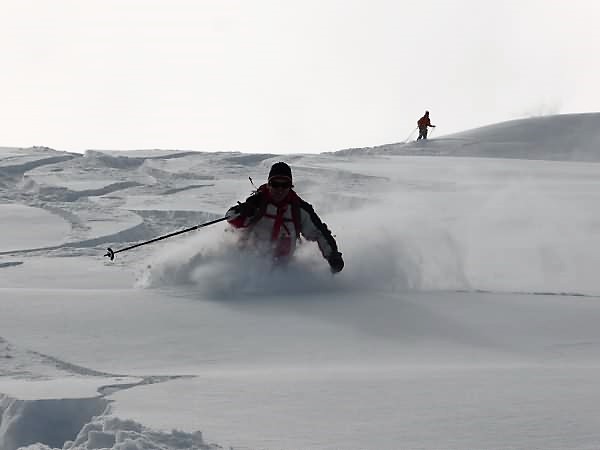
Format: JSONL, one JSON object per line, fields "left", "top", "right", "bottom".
{"left": 268, "top": 179, "right": 292, "bottom": 189}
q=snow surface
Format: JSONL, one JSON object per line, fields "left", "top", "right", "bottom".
{"left": 2, "top": 114, "right": 600, "bottom": 449}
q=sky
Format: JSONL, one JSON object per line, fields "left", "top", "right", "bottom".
{"left": 2, "top": 114, "right": 600, "bottom": 449}
{"left": 1, "top": 0, "right": 599, "bottom": 154}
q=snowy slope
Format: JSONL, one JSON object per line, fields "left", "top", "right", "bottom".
{"left": 338, "top": 112, "right": 600, "bottom": 161}
{"left": 2, "top": 113, "right": 600, "bottom": 449}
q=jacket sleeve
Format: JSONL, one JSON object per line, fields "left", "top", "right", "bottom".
{"left": 297, "top": 200, "right": 340, "bottom": 259}
{"left": 226, "top": 192, "right": 263, "bottom": 228}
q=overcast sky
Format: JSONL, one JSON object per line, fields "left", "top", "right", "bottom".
{"left": 1, "top": 0, "right": 598, "bottom": 154}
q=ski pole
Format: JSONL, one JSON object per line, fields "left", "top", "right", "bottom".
{"left": 428, "top": 126, "right": 436, "bottom": 138}
{"left": 104, "top": 216, "right": 228, "bottom": 261}
{"left": 404, "top": 127, "right": 418, "bottom": 143}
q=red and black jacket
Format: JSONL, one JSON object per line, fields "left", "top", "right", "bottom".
{"left": 227, "top": 184, "right": 339, "bottom": 260}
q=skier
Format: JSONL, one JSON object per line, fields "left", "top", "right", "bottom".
{"left": 417, "top": 111, "right": 436, "bottom": 140}
{"left": 225, "top": 162, "right": 344, "bottom": 273}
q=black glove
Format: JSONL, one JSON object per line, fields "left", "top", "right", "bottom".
{"left": 328, "top": 251, "right": 344, "bottom": 273}
{"left": 227, "top": 200, "right": 257, "bottom": 219}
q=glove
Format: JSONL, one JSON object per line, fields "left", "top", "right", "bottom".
{"left": 225, "top": 206, "right": 240, "bottom": 220}
{"left": 226, "top": 201, "right": 257, "bottom": 220}
{"left": 327, "top": 251, "right": 344, "bottom": 274}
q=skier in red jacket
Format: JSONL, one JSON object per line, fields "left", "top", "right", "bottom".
{"left": 417, "top": 111, "right": 436, "bottom": 140}
{"left": 226, "top": 162, "right": 344, "bottom": 273}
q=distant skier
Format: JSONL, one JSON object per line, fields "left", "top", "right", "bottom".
{"left": 417, "top": 111, "right": 436, "bottom": 140}
{"left": 226, "top": 162, "right": 344, "bottom": 273}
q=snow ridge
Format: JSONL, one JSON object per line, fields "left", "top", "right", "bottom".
{"left": 0, "top": 337, "right": 207, "bottom": 450}
{"left": 1, "top": 399, "right": 216, "bottom": 450}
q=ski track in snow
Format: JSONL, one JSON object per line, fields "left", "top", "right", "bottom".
{"left": 0, "top": 336, "right": 205, "bottom": 450}
{"left": 0, "top": 336, "right": 192, "bottom": 393}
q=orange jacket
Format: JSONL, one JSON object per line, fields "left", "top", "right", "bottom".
{"left": 417, "top": 115, "right": 431, "bottom": 128}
